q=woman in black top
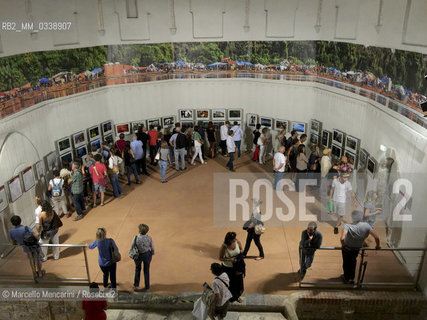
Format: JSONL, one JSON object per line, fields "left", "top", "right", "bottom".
{"left": 163, "top": 128, "right": 174, "bottom": 164}
{"left": 206, "top": 121, "right": 216, "bottom": 158}
{"left": 252, "top": 124, "right": 261, "bottom": 161}
{"left": 122, "top": 141, "right": 141, "bottom": 185}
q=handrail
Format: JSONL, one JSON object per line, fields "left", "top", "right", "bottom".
{"left": 315, "top": 246, "right": 427, "bottom": 251}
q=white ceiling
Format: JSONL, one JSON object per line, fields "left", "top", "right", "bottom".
{"left": 0, "top": 0, "right": 427, "bottom": 57}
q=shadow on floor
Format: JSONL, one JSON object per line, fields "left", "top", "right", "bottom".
{"left": 188, "top": 243, "right": 220, "bottom": 260}
{"left": 261, "top": 272, "right": 300, "bottom": 292}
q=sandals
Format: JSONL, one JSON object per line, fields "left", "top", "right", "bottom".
{"left": 254, "top": 257, "right": 264, "bottom": 261}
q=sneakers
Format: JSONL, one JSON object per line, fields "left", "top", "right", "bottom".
{"left": 74, "top": 215, "right": 84, "bottom": 221}
{"left": 191, "top": 162, "right": 196, "bottom": 166}
{"left": 203, "top": 162, "right": 207, "bottom": 165}
{"left": 92, "top": 204, "right": 97, "bottom": 208}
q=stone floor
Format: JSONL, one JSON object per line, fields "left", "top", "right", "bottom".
{"left": 0, "top": 153, "right": 415, "bottom": 294}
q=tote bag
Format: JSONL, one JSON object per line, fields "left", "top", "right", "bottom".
{"left": 110, "top": 239, "right": 121, "bottom": 263}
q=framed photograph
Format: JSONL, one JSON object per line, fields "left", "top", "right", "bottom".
{"left": 275, "top": 119, "right": 289, "bottom": 131}
{"left": 213, "top": 121, "right": 224, "bottom": 130}
{"left": 196, "top": 109, "right": 210, "bottom": 120}
{"left": 181, "top": 121, "right": 194, "bottom": 133}
{"left": 344, "top": 150, "right": 357, "bottom": 169}
{"left": 88, "top": 125, "right": 101, "bottom": 142}
{"left": 321, "top": 130, "right": 332, "bottom": 149}
{"left": 115, "top": 123, "right": 130, "bottom": 135}
{"left": 310, "top": 119, "right": 322, "bottom": 135}
{"left": 358, "top": 148, "right": 369, "bottom": 169}
{"left": 331, "top": 143, "right": 342, "bottom": 159}
{"left": 260, "top": 117, "right": 273, "bottom": 128}
{"left": 367, "top": 157, "right": 377, "bottom": 176}
{"left": 147, "top": 118, "right": 161, "bottom": 129}
{"left": 72, "top": 131, "right": 86, "bottom": 148}
{"left": 76, "top": 145, "right": 88, "bottom": 159}
{"left": 56, "top": 137, "right": 72, "bottom": 154}
{"left": 291, "top": 121, "right": 306, "bottom": 134}
{"left": 21, "top": 166, "right": 35, "bottom": 192}
{"left": 104, "top": 134, "right": 114, "bottom": 144}
{"left": 228, "top": 109, "right": 242, "bottom": 121}
{"left": 179, "top": 109, "right": 194, "bottom": 120}
{"left": 131, "top": 121, "right": 145, "bottom": 133}
{"left": 332, "top": 129, "right": 345, "bottom": 146}
{"left": 310, "top": 133, "right": 319, "bottom": 146}
{"left": 345, "top": 135, "right": 360, "bottom": 154}
{"left": 0, "top": 185, "right": 8, "bottom": 212}
{"left": 60, "top": 152, "right": 74, "bottom": 167}
{"left": 7, "top": 175, "right": 23, "bottom": 203}
{"left": 91, "top": 139, "right": 101, "bottom": 152}
{"left": 101, "top": 121, "right": 113, "bottom": 135}
{"left": 162, "top": 116, "right": 175, "bottom": 127}
{"left": 46, "top": 151, "right": 59, "bottom": 171}
{"left": 212, "top": 109, "right": 226, "bottom": 121}
{"left": 34, "top": 160, "right": 46, "bottom": 180}
{"left": 246, "top": 113, "right": 258, "bottom": 127}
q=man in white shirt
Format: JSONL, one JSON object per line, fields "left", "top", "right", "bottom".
{"left": 231, "top": 121, "right": 244, "bottom": 158}
{"left": 329, "top": 173, "right": 358, "bottom": 234}
{"left": 226, "top": 130, "right": 236, "bottom": 172}
{"left": 320, "top": 148, "right": 332, "bottom": 197}
{"left": 209, "top": 263, "right": 232, "bottom": 320}
{"left": 220, "top": 121, "right": 230, "bottom": 156}
{"left": 273, "top": 146, "right": 287, "bottom": 190}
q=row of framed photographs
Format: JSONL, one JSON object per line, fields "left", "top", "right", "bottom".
{"left": 115, "top": 116, "right": 176, "bottom": 135}
{"left": 246, "top": 114, "right": 307, "bottom": 133}
{"left": 310, "top": 127, "right": 360, "bottom": 155}
{"left": 179, "top": 109, "right": 242, "bottom": 121}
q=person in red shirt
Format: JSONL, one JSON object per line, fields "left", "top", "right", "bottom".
{"left": 148, "top": 125, "right": 158, "bottom": 165}
{"left": 114, "top": 133, "right": 126, "bottom": 155}
{"left": 89, "top": 154, "right": 107, "bottom": 207}
{"left": 82, "top": 282, "right": 107, "bottom": 320}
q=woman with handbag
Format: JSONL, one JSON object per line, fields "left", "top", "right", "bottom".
{"left": 89, "top": 228, "right": 120, "bottom": 289}
{"left": 242, "top": 209, "right": 265, "bottom": 261}
{"left": 38, "top": 200, "right": 62, "bottom": 261}
{"left": 129, "top": 224, "right": 154, "bottom": 291}
{"left": 107, "top": 148, "right": 123, "bottom": 198}
{"left": 122, "top": 141, "right": 141, "bottom": 185}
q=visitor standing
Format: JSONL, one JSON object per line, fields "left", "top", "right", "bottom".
{"left": 107, "top": 149, "right": 123, "bottom": 198}
{"left": 38, "top": 200, "right": 61, "bottom": 261}
{"left": 89, "top": 154, "right": 107, "bottom": 207}
{"left": 191, "top": 125, "right": 206, "bottom": 165}
{"left": 148, "top": 125, "right": 158, "bottom": 165}
{"left": 231, "top": 121, "right": 244, "bottom": 158}
{"left": 299, "top": 222, "right": 323, "bottom": 280}
{"left": 295, "top": 144, "right": 309, "bottom": 192}
{"left": 170, "top": 125, "right": 187, "bottom": 171}
{"left": 131, "top": 224, "right": 154, "bottom": 291}
{"left": 48, "top": 170, "right": 69, "bottom": 217}
{"left": 258, "top": 128, "right": 268, "bottom": 165}
{"left": 34, "top": 197, "right": 42, "bottom": 229}
{"left": 242, "top": 204, "right": 264, "bottom": 261}
{"left": 159, "top": 141, "right": 171, "bottom": 183}
{"left": 208, "top": 263, "right": 232, "bottom": 320}
{"left": 131, "top": 134, "right": 144, "bottom": 175}
{"left": 136, "top": 126, "right": 149, "bottom": 175}
{"left": 362, "top": 191, "right": 382, "bottom": 228}
{"left": 207, "top": 121, "right": 216, "bottom": 158}
{"left": 68, "top": 162, "right": 86, "bottom": 221}
{"left": 252, "top": 124, "right": 261, "bottom": 161}
{"left": 273, "top": 146, "right": 286, "bottom": 190}
{"left": 114, "top": 133, "right": 126, "bottom": 155}
{"left": 123, "top": 140, "right": 141, "bottom": 185}
{"left": 226, "top": 130, "right": 236, "bottom": 172}
{"left": 220, "top": 121, "right": 230, "bottom": 156}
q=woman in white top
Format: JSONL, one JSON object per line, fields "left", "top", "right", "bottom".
{"left": 34, "top": 197, "right": 42, "bottom": 230}
{"left": 107, "top": 148, "right": 123, "bottom": 198}
{"left": 274, "top": 129, "right": 286, "bottom": 155}
{"left": 219, "top": 232, "right": 244, "bottom": 303}
{"left": 257, "top": 128, "right": 268, "bottom": 164}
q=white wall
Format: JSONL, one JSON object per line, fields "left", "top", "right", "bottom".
{"left": 0, "top": 78, "right": 426, "bottom": 288}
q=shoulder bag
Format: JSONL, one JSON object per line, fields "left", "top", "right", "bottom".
{"left": 110, "top": 238, "right": 121, "bottom": 263}
{"left": 128, "top": 236, "right": 140, "bottom": 260}
{"left": 93, "top": 165, "right": 108, "bottom": 187}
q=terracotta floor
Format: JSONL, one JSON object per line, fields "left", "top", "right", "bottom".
{"left": 0, "top": 153, "right": 414, "bottom": 294}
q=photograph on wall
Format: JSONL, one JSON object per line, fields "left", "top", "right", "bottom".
{"left": 310, "top": 133, "right": 319, "bottom": 146}
{"left": 115, "top": 123, "right": 130, "bottom": 135}
{"left": 34, "top": 160, "right": 46, "bottom": 180}
{"left": 0, "top": 185, "right": 8, "bottom": 212}
{"left": 179, "top": 109, "right": 194, "bottom": 120}
{"left": 76, "top": 145, "right": 88, "bottom": 159}
{"left": 212, "top": 109, "right": 226, "bottom": 120}
{"left": 22, "top": 166, "right": 35, "bottom": 192}
{"left": 292, "top": 121, "right": 306, "bottom": 133}
{"left": 102, "top": 121, "right": 113, "bottom": 135}
{"left": 57, "top": 137, "right": 71, "bottom": 154}
{"left": 344, "top": 150, "right": 357, "bottom": 168}
{"left": 72, "top": 131, "right": 86, "bottom": 147}
{"left": 104, "top": 134, "right": 114, "bottom": 144}
{"left": 310, "top": 120, "right": 321, "bottom": 134}
{"left": 359, "top": 148, "right": 369, "bottom": 168}
{"left": 246, "top": 113, "right": 258, "bottom": 127}
{"left": 8, "top": 175, "right": 23, "bottom": 203}
{"left": 260, "top": 117, "right": 272, "bottom": 127}
{"left": 345, "top": 135, "right": 360, "bottom": 153}
{"left": 333, "top": 129, "right": 345, "bottom": 145}
{"left": 275, "top": 119, "right": 288, "bottom": 131}
{"left": 196, "top": 110, "right": 210, "bottom": 120}
{"left": 88, "top": 125, "right": 100, "bottom": 141}
{"left": 367, "top": 157, "right": 377, "bottom": 175}
{"left": 321, "top": 130, "right": 332, "bottom": 149}
{"left": 60, "top": 152, "right": 73, "bottom": 167}
{"left": 91, "top": 139, "right": 101, "bottom": 151}
{"left": 162, "top": 116, "right": 175, "bottom": 127}
{"left": 331, "top": 144, "right": 342, "bottom": 159}
{"left": 228, "top": 109, "right": 242, "bottom": 120}
{"left": 147, "top": 118, "right": 161, "bottom": 128}
{"left": 132, "top": 121, "right": 145, "bottom": 132}
{"left": 46, "top": 152, "right": 58, "bottom": 171}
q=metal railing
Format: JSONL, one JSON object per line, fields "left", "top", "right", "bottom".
{"left": 299, "top": 246, "right": 427, "bottom": 290}
{"left": 0, "top": 243, "right": 90, "bottom": 284}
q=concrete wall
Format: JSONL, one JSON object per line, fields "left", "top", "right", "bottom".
{"left": 0, "top": 78, "right": 426, "bottom": 290}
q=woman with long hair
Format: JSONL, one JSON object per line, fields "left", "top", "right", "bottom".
{"left": 122, "top": 141, "right": 141, "bottom": 185}
{"left": 131, "top": 224, "right": 154, "bottom": 291}
{"left": 206, "top": 121, "right": 216, "bottom": 158}
{"left": 159, "top": 141, "right": 171, "bottom": 183}
{"left": 296, "top": 144, "right": 308, "bottom": 192}
{"left": 38, "top": 200, "right": 60, "bottom": 261}
{"left": 219, "top": 232, "right": 245, "bottom": 303}
{"left": 89, "top": 228, "right": 119, "bottom": 289}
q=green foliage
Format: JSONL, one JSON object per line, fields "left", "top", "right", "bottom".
{"left": 0, "top": 65, "right": 27, "bottom": 91}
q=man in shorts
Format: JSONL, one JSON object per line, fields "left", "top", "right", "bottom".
{"left": 89, "top": 154, "right": 107, "bottom": 207}
{"left": 329, "top": 173, "right": 357, "bottom": 234}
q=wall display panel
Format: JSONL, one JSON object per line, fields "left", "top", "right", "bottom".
{"left": 72, "top": 131, "right": 86, "bottom": 148}
{"left": 212, "top": 109, "right": 226, "bottom": 121}
{"left": 275, "top": 119, "right": 289, "bottom": 131}
{"left": 87, "top": 125, "right": 101, "bottom": 142}
{"left": 115, "top": 123, "right": 130, "bottom": 135}
{"left": 196, "top": 109, "right": 210, "bottom": 120}
{"left": 260, "top": 117, "right": 273, "bottom": 128}
{"left": 162, "top": 116, "right": 175, "bottom": 127}
{"left": 358, "top": 148, "right": 369, "bottom": 169}
{"left": 181, "top": 121, "right": 194, "bottom": 133}
{"left": 21, "top": 166, "right": 35, "bottom": 192}
{"left": 331, "top": 143, "right": 342, "bottom": 159}
{"left": 7, "top": 175, "right": 23, "bottom": 203}
{"left": 246, "top": 114, "right": 258, "bottom": 127}
{"left": 228, "top": 109, "right": 242, "bottom": 121}
{"left": 367, "top": 157, "right": 378, "bottom": 176}
{"left": 76, "top": 145, "right": 88, "bottom": 159}
{"left": 310, "top": 133, "right": 319, "bottom": 146}
{"left": 101, "top": 120, "right": 113, "bottom": 136}
{"left": 103, "top": 134, "right": 114, "bottom": 145}
{"left": 344, "top": 150, "right": 358, "bottom": 169}
{"left": 46, "top": 152, "right": 59, "bottom": 171}
{"left": 179, "top": 109, "right": 194, "bottom": 120}
{"left": 333, "top": 129, "right": 345, "bottom": 147}
{"left": 321, "top": 130, "right": 332, "bottom": 149}
{"left": 90, "top": 139, "right": 101, "bottom": 152}
{"left": 147, "top": 118, "right": 161, "bottom": 128}
{"left": 310, "top": 119, "right": 322, "bottom": 135}
{"left": 345, "top": 135, "right": 360, "bottom": 154}
{"left": 131, "top": 121, "right": 146, "bottom": 133}
{"left": 34, "top": 160, "right": 46, "bottom": 180}
{"left": 56, "top": 137, "right": 72, "bottom": 155}
{"left": 60, "top": 152, "right": 74, "bottom": 167}
{"left": 0, "top": 185, "right": 8, "bottom": 212}
{"left": 291, "top": 121, "right": 306, "bottom": 133}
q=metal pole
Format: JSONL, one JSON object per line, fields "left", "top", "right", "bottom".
{"left": 83, "top": 246, "right": 91, "bottom": 283}
{"left": 415, "top": 249, "right": 426, "bottom": 290}
{"left": 356, "top": 249, "right": 365, "bottom": 288}
{"left": 27, "top": 251, "right": 38, "bottom": 282}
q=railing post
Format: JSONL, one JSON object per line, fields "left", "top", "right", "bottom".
{"left": 356, "top": 249, "right": 366, "bottom": 288}
{"left": 27, "top": 250, "right": 38, "bottom": 283}
{"left": 82, "top": 246, "right": 91, "bottom": 284}
{"left": 415, "top": 249, "right": 426, "bottom": 290}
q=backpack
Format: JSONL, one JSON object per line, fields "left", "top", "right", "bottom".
{"left": 23, "top": 227, "right": 39, "bottom": 247}
{"left": 51, "top": 179, "right": 63, "bottom": 197}
{"left": 175, "top": 132, "right": 187, "bottom": 149}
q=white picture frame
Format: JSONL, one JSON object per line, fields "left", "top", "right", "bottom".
{"left": 331, "top": 143, "right": 342, "bottom": 159}
{"left": 131, "top": 121, "right": 146, "bottom": 133}
{"left": 310, "top": 133, "right": 319, "bottom": 146}
{"left": 21, "top": 166, "right": 35, "bottom": 192}
{"left": 76, "top": 145, "right": 88, "bottom": 159}
{"left": 179, "top": 109, "right": 194, "bottom": 120}
{"left": 147, "top": 118, "right": 161, "bottom": 129}
{"left": 195, "top": 109, "right": 211, "bottom": 120}
{"left": 291, "top": 121, "right": 306, "bottom": 134}
{"left": 260, "top": 116, "right": 273, "bottom": 128}
{"left": 345, "top": 135, "right": 360, "bottom": 154}
{"left": 321, "top": 130, "right": 332, "bottom": 149}
{"left": 246, "top": 113, "right": 258, "bottom": 127}
{"left": 34, "top": 160, "right": 46, "bottom": 180}
{"left": 310, "top": 119, "right": 322, "bottom": 135}
{"left": 87, "top": 124, "right": 101, "bottom": 142}
{"left": 56, "top": 137, "right": 72, "bottom": 155}
{"left": 162, "top": 116, "right": 176, "bottom": 127}
{"left": 332, "top": 129, "right": 345, "bottom": 147}
{"left": 212, "top": 109, "right": 226, "bottom": 121}
{"left": 46, "top": 151, "right": 59, "bottom": 171}
{"left": 90, "top": 139, "right": 102, "bottom": 152}
{"left": 228, "top": 109, "right": 242, "bottom": 121}
{"left": 367, "top": 157, "right": 378, "bottom": 176}
{"left": 101, "top": 120, "right": 113, "bottom": 135}
{"left": 344, "top": 150, "right": 358, "bottom": 169}
{"left": 0, "top": 185, "right": 9, "bottom": 212}
{"left": 8, "top": 175, "right": 23, "bottom": 203}
{"left": 115, "top": 123, "right": 130, "bottom": 135}
{"left": 60, "top": 152, "right": 74, "bottom": 167}
{"left": 72, "top": 131, "right": 87, "bottom": 148}
{"left": 358, "top": 148, "right": 369, "bottom": 169}
{"left": 275, "top": 119, "right": 289, "bottom": 131}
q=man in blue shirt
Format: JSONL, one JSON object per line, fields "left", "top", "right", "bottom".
{"left": 131, "top": 134, "right": 144, "bottom": 174}
{"left": 231, "top": 121, "right": 244, "bottom": 158}
{"left": 9, "top": 215, "right": 45, "bottom": 278}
